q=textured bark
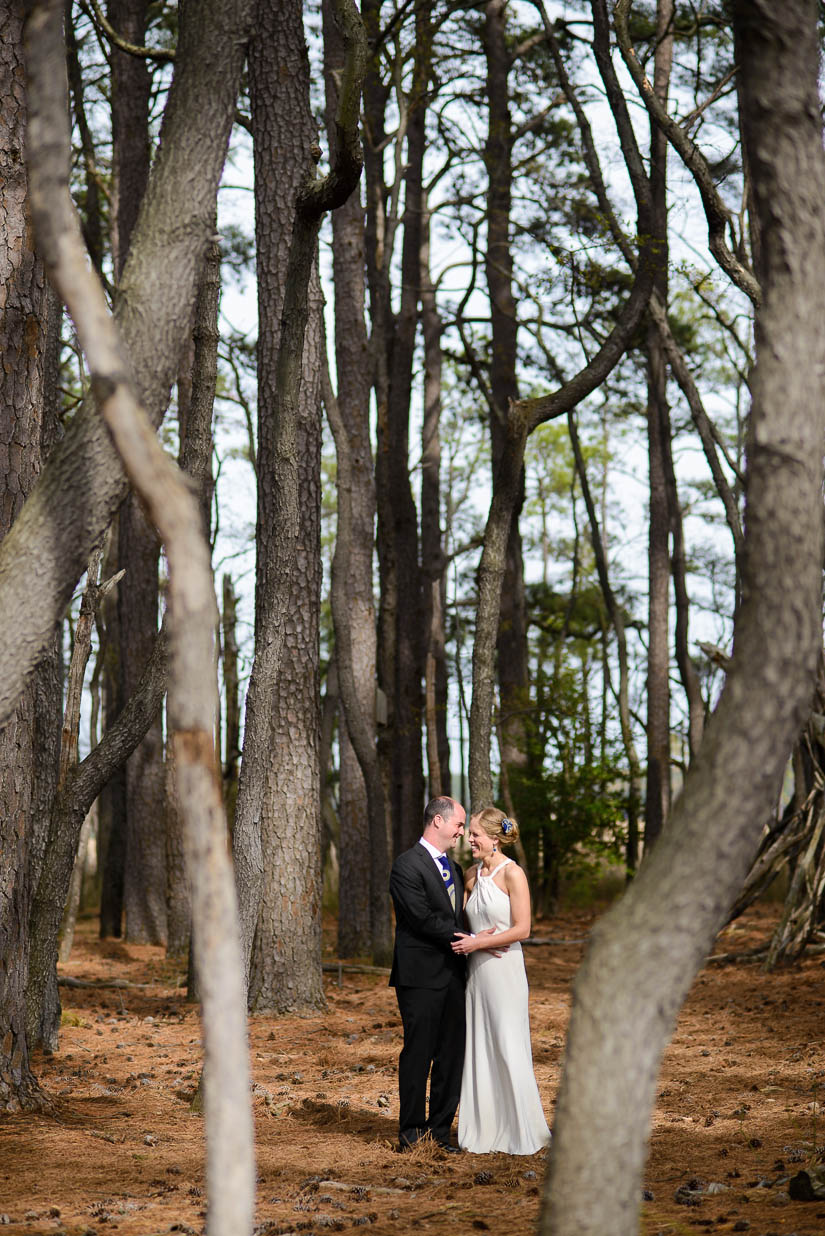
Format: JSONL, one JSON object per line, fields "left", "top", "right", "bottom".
{"left": 120, "top": 498, "right": 165, "bottom": 943}
{"left": 97, "top": 526, "right": 127, "bottom": 938}
{"left": 165, "top": 235, "right": 220, "bottom": 959}
{"left": 360, "top": 0, "right": 391, "bottom": 809}
{"left": 108, "top": 0, "right": 151, "bottom": 282}
{"left": 237, "top": 0, "right": 366, "bottom": 1006}
{"left": 27, "top": 606, "right": 169, "bottom": 1054}
{"left": 107, "top": 0, "right": 165, "bottom": 946}
{"left": 643, "top": 0, "right": 674, "bottom": 850}
{"left": 232, "top": 0, "right": 319, "bottom": 999}
{"left": 367, "top": 0, "right": 427, "bottom": 855}
{"left": 26, "top": 548, "right": 113, "bottom": 1051}
{"left": 221, "top": 574, "right": 240, "bottom": 825}
{"left": 0, "top": 0, "right": 52, "bottom": 1111}
{"left": 420, "top": 203, "right": 450, "bottom": 797}
{"left": 322, "top": 0, "right": 387, "bottom": 963}
{"left": 164, "top": 734, "right": 190, "bottom": 959}
{"left": 481, "top": 0, "right": 529, "bottom": 782}
{"left": 0, "top": 0, "right": 253, "bottom": 728}
{"left": 542, "top": 5, "right": 825, "bottom": 1231}
{"left": 386, "top": 4, "right": 427, "bottom": 854}
{"left": 66, "top": 9, "right": 104, "bottom": 276}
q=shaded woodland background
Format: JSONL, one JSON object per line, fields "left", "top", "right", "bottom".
{"left": 3, "top": 2, "right": 825, "bottom": 1234}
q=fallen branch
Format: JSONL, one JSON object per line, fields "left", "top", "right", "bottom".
{"left": 57, "top": 977, "right": 153, "bottom": 990}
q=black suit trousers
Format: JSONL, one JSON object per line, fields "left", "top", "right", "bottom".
{"left": 395, "top": 972, "right": 466, "bottom": 1145}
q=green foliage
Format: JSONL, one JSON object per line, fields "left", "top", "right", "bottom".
{"left": 510, "top": 719, "right": 627, "bottom": 913}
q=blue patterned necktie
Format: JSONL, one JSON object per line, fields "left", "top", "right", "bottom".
{"left": 436, "top": 854, "right": 456, "bottom": 909}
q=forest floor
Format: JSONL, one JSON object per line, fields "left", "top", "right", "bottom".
{"left": 2, "top": 904, "right": 825, "bottom": 1236}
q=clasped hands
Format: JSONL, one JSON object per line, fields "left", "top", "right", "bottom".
{"left": 451, "top": 927, "right": 509, "bottom": 957}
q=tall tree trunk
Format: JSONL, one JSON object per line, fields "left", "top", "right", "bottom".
{"left": 120, "top": 500, "right": 165, "bottom": 942}
{"left": 322, "top": 0, "right": 382, "bottom": 961}
{"left": 235, "top": 0, "right": 322, "bottom": 1009}
{"left": 166, "top": 234, "right": 220, "bottom": 960}
{"left": 542, "top": 5, "right": 825, "bottom": 1232}
{"left": 108, "top": 0, "right": 166, "bottom": 944}
{"left": 237, "top": 0, "right": 366, "bottom": 1006}
{"left": 0, "top": 0, "right": 52, "bottom": 1107}
{"left": 98, "top": 525, "right": 127, "bottom": 938}
{"left": 27, "top": 547, "right": 109, "bottom": 1051}
{"left": 361, "top": 0, "right": 393, "bottom": 846}
{"left": 368, "top": 0, "right": 427, "bottom": 854}
{"left": 2, "top": 0, "right": 254, "bottom": 1109}
{"left": 221, "top": 574, "right": 241, "bottom": 826}
{"left": 420, "top": 200, "right": 450, "bottom": 797}
{"left": 482, "top": 0, "right": 529, "bottom": 792}
{"left": 643, "top": 0, "right": 674, "bottom": 851}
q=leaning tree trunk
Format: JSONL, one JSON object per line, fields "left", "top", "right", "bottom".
{"left": 541, "top": 6, "right": 825, "bottom": 1233}
{"left": 0, "top": 0, "right": 254, "bottom": 727}
{"left": 24, "top": 6, "right": 256, "bottom": 1230}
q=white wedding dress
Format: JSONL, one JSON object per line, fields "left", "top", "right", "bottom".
{"left": 458, "top": 858, "right": 551, "bottom": 1155}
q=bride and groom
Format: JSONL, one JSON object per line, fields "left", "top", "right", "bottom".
{"left": 389, "top": 795, "right": 550, "bottom": 1155}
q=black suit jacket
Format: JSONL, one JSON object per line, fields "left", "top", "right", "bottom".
{"left": 389, "top": 842, "right": 466, "bottom": 989}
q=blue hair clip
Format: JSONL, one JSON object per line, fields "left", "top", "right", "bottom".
{"left": 501, "top": 818, "right": 512, "bottom": 835}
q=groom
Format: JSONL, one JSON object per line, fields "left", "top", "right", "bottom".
{"left": 389, "top": 796, "right": 467, "bottom": 1153}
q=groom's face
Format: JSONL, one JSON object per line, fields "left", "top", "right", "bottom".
{"left": 434, "top": 803, "right": 466, "bottom": 851}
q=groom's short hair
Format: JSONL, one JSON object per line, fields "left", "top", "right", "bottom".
{"left": 423, "top": 796, "right": 456, "bottom": 829}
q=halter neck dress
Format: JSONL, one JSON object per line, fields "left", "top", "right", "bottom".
{"left": 457, "top": 857, "right": 551, "bottom": 1155}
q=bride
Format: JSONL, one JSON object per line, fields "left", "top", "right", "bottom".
{"left": 451, "top": 808, "right": 550, "bottom": 1155}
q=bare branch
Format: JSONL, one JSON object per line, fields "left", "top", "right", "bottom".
{"left": 613, "top": 0, "right": 760, "bottom": 307}
{"left": 82, "top": 0, "right": 175, "bottom": 62}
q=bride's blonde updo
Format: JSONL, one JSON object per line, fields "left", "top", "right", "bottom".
{"left": 474, "top": 806, "right": 520, "bottom": 847}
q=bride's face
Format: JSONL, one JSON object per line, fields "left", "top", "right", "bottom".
{"left": 467, "top": 818, "right": 495, "bottom": 860}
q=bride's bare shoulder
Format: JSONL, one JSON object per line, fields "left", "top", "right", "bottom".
{"left": 503, "top": 859, "right": 528, "bottom": 890}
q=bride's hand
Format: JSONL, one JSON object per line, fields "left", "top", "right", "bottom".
{"left": 452, "top": 927, "right": 508, "bottom": 956}
{"left": 477, "top": 926, "right": 509, "bottom": 957}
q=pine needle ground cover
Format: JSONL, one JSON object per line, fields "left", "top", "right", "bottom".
{"left": 1, "top": 906, "right": 823, "bottom": 1236}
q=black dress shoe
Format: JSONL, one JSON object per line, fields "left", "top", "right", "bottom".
{"left": 436, "top": 1141, "right": 462, "bottom": 1153}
